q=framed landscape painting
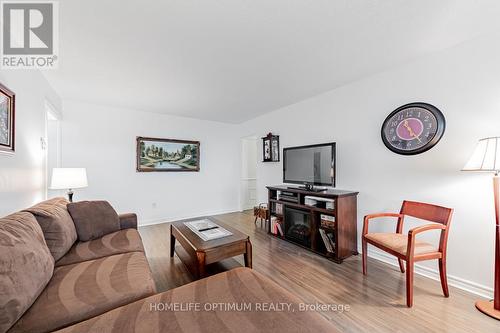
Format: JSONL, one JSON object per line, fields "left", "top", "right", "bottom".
{"left": 0, "top": 83, "right": 15, "bottom": 153}
{"left": 136, "top": 137, "right": 200, "bottom": 172}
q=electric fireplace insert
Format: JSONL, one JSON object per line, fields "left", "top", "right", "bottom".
{"left": 284, "top": 207, "right": 311, "bottom": 247}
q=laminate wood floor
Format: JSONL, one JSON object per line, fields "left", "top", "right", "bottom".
{"left": 138, "top": 211, "right": 498, "bottom": 333}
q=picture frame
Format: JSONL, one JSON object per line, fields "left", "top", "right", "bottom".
{"left": 136, "top": 136, "right": 200, "bottom": 172}
{"left": 262, "top": 133, "right": 280, "bottom": 162}
{"left": 0, "top": 83, "right": 15, "bottom": 153}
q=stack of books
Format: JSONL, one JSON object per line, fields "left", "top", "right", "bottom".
{"left": 320, "top": 214, "right": 335, "bottom": 229}
{"left": 270, "top": 216, "right": 284, "bottom": 236}
{"left": 319, "top": 229, "right": 335, "bottom": 254}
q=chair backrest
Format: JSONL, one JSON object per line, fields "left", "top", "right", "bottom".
{"left": 400, "top": 200, "right": 453, "bottom": 225}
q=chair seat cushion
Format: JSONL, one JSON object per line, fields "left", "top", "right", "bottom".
{"left": 52, "top": 267, "right": 338, "bottom": 333}
{"left": 8, "top": 252, "right": 156, "bottom": 333}
{"left": 56, "top": 229, "right": 145, "bottom": 267}
{"left": 364, "top": 233, "right": 437, "bottom": 256}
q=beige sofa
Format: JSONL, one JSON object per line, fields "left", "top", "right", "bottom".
{"left": 1, "top": 198, "right": 156, "bottom": 333}
{"left": 1, "top": 198, "right": 337, "bottom": 333}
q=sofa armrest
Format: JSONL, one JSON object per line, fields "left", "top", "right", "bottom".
{"left": 119, "top": 213, "right": 137, "bottom": 230}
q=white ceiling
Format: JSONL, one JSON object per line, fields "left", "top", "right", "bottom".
{"left": 43, "top": 0, "right": 500, "bottom": 123}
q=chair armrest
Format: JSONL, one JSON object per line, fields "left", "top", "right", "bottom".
{"left": 408, "top": 224, "right": 446, "bottom": 238}
{"left": 119, "top": 213, "right": 138, "bottom": 230}
{"left": 365, "top": 213, "right": 404, "bottom": 220}
{"left": 363, "top": 213, "right": 405, "bottom": 236}
{"left": 407, "top": 224, "right": 446, "bottom": 256}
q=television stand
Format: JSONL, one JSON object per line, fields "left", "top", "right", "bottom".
{"left": 267, "top": 185, "right": 359, "bottom": 264}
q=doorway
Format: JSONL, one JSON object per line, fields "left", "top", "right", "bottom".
{"left": 240, "top": 136, "right": 258, "bottom": 211}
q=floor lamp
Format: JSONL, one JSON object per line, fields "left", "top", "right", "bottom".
{"left": 463, "top": 137, "right": 500, "bottom": 320}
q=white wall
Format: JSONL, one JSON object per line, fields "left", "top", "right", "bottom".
{"left": 0, "top": 71, "right": 61, "bottom": 217}
{"left": 60, "top": 101, "right": 240, "bottom": 225}
{"left": 238, "top": 33, "right": 500, "bottom": 297}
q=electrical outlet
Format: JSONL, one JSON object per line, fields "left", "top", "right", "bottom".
{"left": 40, "top": 137, "right": 47, "bottom": 150}
{"left": 152, "top": 202, "right": 157, "bottom": 209}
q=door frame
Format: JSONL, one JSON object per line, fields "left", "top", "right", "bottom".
{"left": 44, "top": 100, "right": 62, "bottom": 199}
{"left": 240, "top": 135, "right": 258, "bottom": 211}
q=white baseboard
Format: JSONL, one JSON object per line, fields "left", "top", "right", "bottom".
{"left": 367, "top": 250, "right": 493, "bottom": 299}
{"left": 138, "top": 208, "right": 240, "bottom": 227}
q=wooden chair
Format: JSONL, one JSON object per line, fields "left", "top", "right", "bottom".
{"left": 362, "top": 200, "right": 453, "bottom": 307}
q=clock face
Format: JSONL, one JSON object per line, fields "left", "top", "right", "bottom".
{"left": 381, "top": 103, "right": 445, "bottom": 155}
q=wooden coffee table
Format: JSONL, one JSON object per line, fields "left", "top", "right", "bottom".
{"left": 170, "top": 219, "right": 252, "bottom": 279}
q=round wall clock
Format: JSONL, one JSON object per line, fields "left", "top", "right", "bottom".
{"left": 381, "top": 102, "right": 445, "bottom": 155}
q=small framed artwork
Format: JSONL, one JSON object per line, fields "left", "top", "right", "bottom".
{"left": 262, "top": 133, "right": 279, "bottom": 162}
{"left": 0, "top": 83, "right": 15, "bottom": 153}
{"left": 137, "top": 137, "right": 200, "bottom": 172}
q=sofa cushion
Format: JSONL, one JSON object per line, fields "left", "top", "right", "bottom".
{"left": 23, "top": 197, "right": 77, "bottom": 261}
{"left": 52, "top": 267, "right": 338, "bottom": 333}
{"left": 8, "top": 252, "right": 156, "bottom": 333}
{"left": 0, "top": 212, "right": 54, "bottom": 333}
{"left": 56, "top": 229, "right": 145, "bottom": 267}
{"left": 67, "top": 201, "right": 121, "bottom": 241}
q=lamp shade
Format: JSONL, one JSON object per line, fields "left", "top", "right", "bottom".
{"left": 50, "top": 168, "right": 88, "bottom": 189}
{"left": 463, "top": 137, "right": 500, "bottom": 173}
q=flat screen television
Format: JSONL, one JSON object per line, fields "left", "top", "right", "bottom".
{"left": 283, "top": 142, "right": 336, "bottom": 188}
